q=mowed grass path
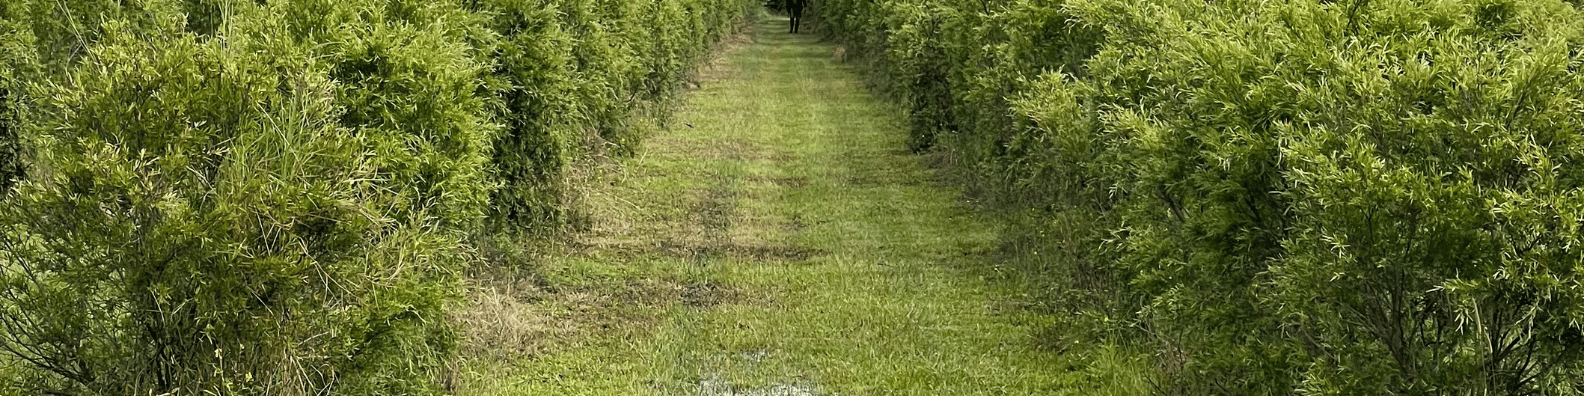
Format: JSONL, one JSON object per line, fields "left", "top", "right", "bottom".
{"left": 458, "top": 16, "right": 1110, "bottom": 396}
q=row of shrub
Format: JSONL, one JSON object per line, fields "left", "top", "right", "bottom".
{"left": 0, "top": 0, "right": 753, "bottom": 394}
{"left": 816, "top": 0, "right": 1584, "bottom": 393}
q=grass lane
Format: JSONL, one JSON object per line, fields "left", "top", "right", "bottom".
{"left": 456, "top": 15, "right": 1149, "bottom": 396}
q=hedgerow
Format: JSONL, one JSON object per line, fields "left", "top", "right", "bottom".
{"left": 0, "top": 17, "right": 31, "bottom": 195}
{"left": 0, "top": 0, "right": 752, "bottom": 394}
{"left": 817, "top": 0, "right": 1584, "bottom": 393}
{"left": 482, "top": 0, "right": 753, "bottom": 227}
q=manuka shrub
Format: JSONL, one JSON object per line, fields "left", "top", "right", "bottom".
{"left": 0, "top": 19, "right": 34, "bottom": 195}
{"left": 473, "top": 0, "right": 579, "bottom": 227}
{"left": 4, "top": 0, "right": 185, "bottom": 73}
{"left": 0, "top": 0, "right": 756, "bottom": 393}
{"left": 477, "top": 0, "right": 757, "bottom": 229}
{"left": 820, "top": 0, "right": 1584, "bottom": 393}
{"left": 304, "top": 0, "right": 497, "bottom": 231}
{"left": 0, "top": 1, "right": 486, "bottom": 393}
{"left": 555, "top": 0, "right": 640, "bottom": 153}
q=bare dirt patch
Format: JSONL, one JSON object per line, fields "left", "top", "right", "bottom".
{"left": 693, "top": 141, "right": 790, "bottom": 162}
{"left": 696, "top": 182, "right": 738, "bottom": 235}
{"left": 700, "top": 374, "right": 818, "bottom": 396}
{"left": 680, "top": 281, "right": 740, "bottom": 308}
{"left": 618, "top": 276, "right": 763, "bottom": 309}
{"left": 784, "top": 214, "right": 808, "bottom": 232}
{"left": 569, "top": 240, "right": 823, "bottom": 262}
{"left": 747, "top": 175, "right": 809, "bottom": 188}
{"left": 714, "top": 243, "right": 821, "bottom": 261}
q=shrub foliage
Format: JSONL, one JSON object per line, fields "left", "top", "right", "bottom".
{"left": 817, "top": 0, "right": 1584, "bottom": 393}
{"left": 0, "top": 0, "right": 752, "bottom": 394}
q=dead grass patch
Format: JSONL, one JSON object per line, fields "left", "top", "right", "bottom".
{"left": 452, "top": 275, "right": 561, "bottom": 361}
{"left": 453, "top": 267, "right": 679, "bottom": 364}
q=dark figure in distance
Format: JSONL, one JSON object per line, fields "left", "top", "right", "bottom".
{"left": 788, "top": 0, "right": 806, "bottom": 33}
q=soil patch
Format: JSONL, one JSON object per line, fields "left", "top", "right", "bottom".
{"left": 700, "top": 374, "right": 818, "bottom": 396}
{"left": 620, "top": 277, "right": 761, "bottom": 309}
{"left": 747, "top": 175, "right": 809, "bottom": 188}
{"left": 570, "top": 240, "right": 824, "bottom": 262}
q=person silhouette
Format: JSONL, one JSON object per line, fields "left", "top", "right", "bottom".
{"left": 788, "top": 0, "right": 806, "bottom": 33}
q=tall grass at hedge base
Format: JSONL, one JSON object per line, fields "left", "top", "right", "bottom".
{"left": 819, "top": 0, "right": 1584, "bottom": 393}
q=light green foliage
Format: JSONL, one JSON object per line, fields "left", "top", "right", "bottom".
{"left": 0, "top": 4, "right": 469, "bottom": 392}
{"left": 480, "top": 0, "right": 758, "bottom": 227}
{"left": 0, "top": 17, "right": 34, "bottom": 195}
{"left": 819, "top": 0, "right": 1584, "bottom": 393}
{"left": 6, "top": 0, "right": 186, "bottom": 72}
{"left": 0, "top": 0, "right": 185, "bottom": 195}
{"left": 473, "top": 0, "right": 578, "bottom": 226}
{"left": 311, "top": 0, "right": 497, "bottom": 231}
{"left": 0, "top": 0, "right": 752, "bottom": 394}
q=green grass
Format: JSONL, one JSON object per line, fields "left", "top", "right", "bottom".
{"left": 456, "top": 15, "right": 1152, "bottom": 396}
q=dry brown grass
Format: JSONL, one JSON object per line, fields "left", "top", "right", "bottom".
{"left": 452, "top": 273, "right": 562, "bottom": 361}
